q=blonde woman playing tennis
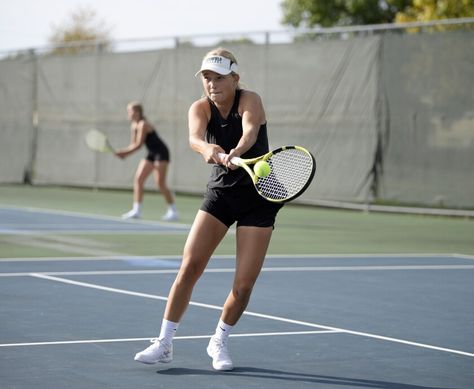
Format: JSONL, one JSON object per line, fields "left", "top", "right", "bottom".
{"left": 134, "top": 48, "right": 282, "bottom": 371}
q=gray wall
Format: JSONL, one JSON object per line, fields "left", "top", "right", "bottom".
{"left": 0, "top": 30, "right": 472, "bottom": 208}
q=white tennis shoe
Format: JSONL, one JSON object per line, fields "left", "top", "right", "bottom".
{"left": 134, "top": 339, "right": 173, "bottom": 364}
{"left": 161, "top": 209, "right": 178, "bottom": 221}
{"left": 121, "top": 209, "right": 140, "bottom": 220}
{"left": 207, "top": 336, "right": 234, "bottom": 371}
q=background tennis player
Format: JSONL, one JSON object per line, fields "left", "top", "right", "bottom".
{"left": 115, "top": 102, "right": 178, "bottom": 221}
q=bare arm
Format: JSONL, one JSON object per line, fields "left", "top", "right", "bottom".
{"left": 115, "top": 121, "right": 149, "bottom": 159}
{"left": 226, "top": 91, "right": 266, "bottom": 164}
{"left": 188, "top": 99, "right": 225, "bottom": 164}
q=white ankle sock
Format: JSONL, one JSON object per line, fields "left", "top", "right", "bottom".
{"left": 214, "top": 319, "right": 233, "bottom": 341}
{"left": 158, "top": 319, "right": 179, "bottom": 344}
{"left": 132, "top": 202, "right": 142, "bottom": 213}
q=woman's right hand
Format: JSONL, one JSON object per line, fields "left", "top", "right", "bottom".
{"left": 202, "top": 144, "right": 225, "bottom": 164}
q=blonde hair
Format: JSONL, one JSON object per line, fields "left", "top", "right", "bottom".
{"left": 204, "top": 47, "right": 238, "bottom": 68}
{"left": 127, "top": 101, "right": 144, "bottom": 119}
{"left": 202, "top": 47, "right": 241, "bottom": 88}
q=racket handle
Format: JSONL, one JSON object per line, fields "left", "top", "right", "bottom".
{"left": 217, "top": 153, "right": 242, "bottom": 166}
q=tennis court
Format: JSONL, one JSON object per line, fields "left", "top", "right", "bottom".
{"left": 1, "top": 185, "right": 473, "bottom": 388}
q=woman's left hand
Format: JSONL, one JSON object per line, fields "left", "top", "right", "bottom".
{"left": 224, "top": 149, "right": 240, "bottom": 170}
{"left": 115, "top": 151, "right": 127, "bottom": 159}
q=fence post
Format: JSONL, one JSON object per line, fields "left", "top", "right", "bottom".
{"left": 24, "top": 49, "right": 38, "bottom": 184}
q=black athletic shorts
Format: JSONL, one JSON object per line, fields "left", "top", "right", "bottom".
{"left": 200, "top": 185, "right": 284, "bottom": 228}
{"left": 146, "top": 144, "right": 170, "bottom": 162}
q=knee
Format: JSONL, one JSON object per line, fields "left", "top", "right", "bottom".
{"left": 157, "top": 179, "right": 168, "bottom": 191}
{"left": 232, "top": 284, "right": 253, "bottom": 305}
{"left": 175, "top": 260, "right": 205, "bottom": 287}
{"left": 134, "top": 174, "right": 146, "bottom": 186}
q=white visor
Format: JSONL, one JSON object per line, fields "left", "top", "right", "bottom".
{"left": 195, "top": 55, "right": 238, "bottom": 77}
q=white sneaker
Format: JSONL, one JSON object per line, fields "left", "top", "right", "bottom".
{"left": 207, "top": 336, "right": 234, "bottom": 371}
{"left": 161, "top": 209, "right": 178, "bottom": 221}
{"left": 122, "top": 209, "right": 140, "bottom": 220}
{"left": 134, "top": 339, "right": 173, "bottom": 364}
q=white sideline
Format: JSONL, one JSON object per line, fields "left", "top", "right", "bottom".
{"left": 0, "top": 330, "right": 339, "bottom": 348}
{"left": 27, "top": 273, "right": 474, "bottom": 358}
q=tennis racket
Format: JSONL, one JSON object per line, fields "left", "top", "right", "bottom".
{"left": 218, "top": 146, "right": 316, "bottom": 203}
{"left": 85, "top": 129, "right": 114, "bottom": 153}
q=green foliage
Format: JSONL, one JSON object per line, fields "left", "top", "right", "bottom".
{"left": 280, "top": 0, "right": 428, "bottom": 27}
{"left": 49, "top": 6, "right": 112, "bottom": 55}
{"left": 396, "top": 0, "right": 474, "bottom": 23}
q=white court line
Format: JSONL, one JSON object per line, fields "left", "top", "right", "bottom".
{"left": 0, "top": 230, "right": 189, "bottom": 235}
{"left": 453, "top": 253, "right": 474, "bottom": 260}
{"left": 0, "top": 228, "right": 189, "bottom": 235}
{"left": 0, "top": 255, "right": 184, "bottom": 262}
{"left": 0, "top": 330, "right": 339, "bottom": 348}
{"left": 0, "top": 205, "right": 191, "bottom": 229}
{"left": 2, "top": 264, "right": 474, "bottom": 277}
{"left": 1, "top": 253, "right": 472, "bottom": 262}
{"left": 29, "top": 273, "right": 474, "bottom": 358}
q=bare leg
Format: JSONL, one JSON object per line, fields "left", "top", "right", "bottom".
{"left": 206, "top": 226, "right": 273, "bottom": 371}
{"left": 221, "top": 226, "right": 273, "bottom": 325}
{"left": 153, "top": 161, "right": 174, "bottom": 205}
{"left": 133, "top": 212, "right": 228, "bottom": 365}
{"left": 163, "top": 211, "right": 228, "bottom": 322}
{"left": 122, "top": 159, "right": 154, "bottom": 218}
{"left": 133, "top": 159, "right": 154, "bottom": 203}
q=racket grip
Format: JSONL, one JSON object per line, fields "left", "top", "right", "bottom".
{"left": 217, "top": 153, "right": 242, "bottom": 166}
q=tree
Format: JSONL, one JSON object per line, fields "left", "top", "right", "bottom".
{"left": 49, "top": 6, "right": 112, "bottom": 55}
{"left": 396, "top": 0, "right": 474, "bottom": 23}
{"left": 281, "top": 0, "right": 412, "bottom": 28}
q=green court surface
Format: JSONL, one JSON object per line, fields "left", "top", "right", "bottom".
{"left": 1, "top": 184, "right": 473, "bottom": 259}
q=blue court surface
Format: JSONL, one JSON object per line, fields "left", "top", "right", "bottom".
{"left": 1, "top": 253, "right": 473, "bottom": 388}
{"left": 0, "top": 206, "right": 190, "bottom": 234}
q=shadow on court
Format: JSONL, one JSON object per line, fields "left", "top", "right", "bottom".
{"left": 158, "top": 367, "right": 446, "bottom": 388}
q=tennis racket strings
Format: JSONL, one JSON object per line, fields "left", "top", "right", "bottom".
{"left": 85, "top": 129, "right": 112, "bottom": 153}
{"left": 256, "top": 148, "right": 315, "bottom": 201}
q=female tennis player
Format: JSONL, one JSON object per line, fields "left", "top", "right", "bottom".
{"left": 134, "top": 48, "right": 283, "bottom": 371}
{"left": 115, "top": 102, "right": 178, "bottom": 221}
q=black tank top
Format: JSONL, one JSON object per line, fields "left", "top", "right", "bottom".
{"left": 144, "top": 128, "right": 167, "bottom": 153}
{"left": 206, "top": 89, "right": 269, "bottom": 188}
